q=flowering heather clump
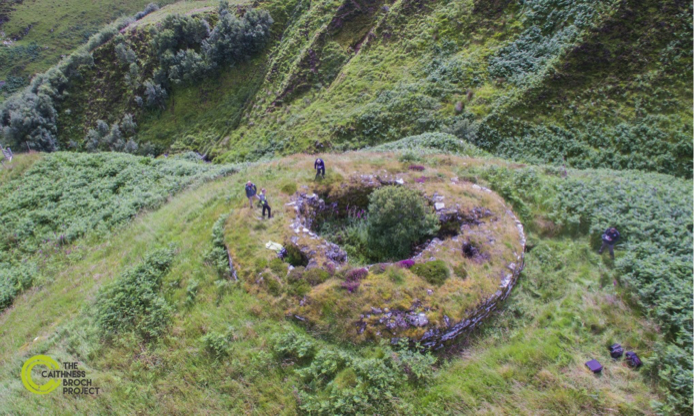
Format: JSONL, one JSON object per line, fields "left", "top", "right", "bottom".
{"left": 324, "top": 262, "right": 336, "bottom": 276}
{"left": 345, "top": 268, "right": 368, "bottom": 281}
{"left": 414, "top": 176, "right": 428, "bottom": 183}
{"left": 341, "top": 280, "right": 360, "bottom": 293}
{"left": 409, "top": 164, "right": 425, "bottom": 171}
{"left": 341, "top": 268, "right": 368, "bottom": 293}
{"left": 397, "top": 259, "right": 415, "bottom": 269}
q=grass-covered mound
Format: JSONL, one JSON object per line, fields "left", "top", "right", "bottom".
{"left": 219, "top": 153, "right": 524, "bottom": 343}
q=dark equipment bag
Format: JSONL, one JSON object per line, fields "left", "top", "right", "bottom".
{"left": 625, "top": 351, "right": 642, "bottom": 368}
{"left": 609, "top": 343, "right": 624, "bottom": 359}
{"left": 585, "top": 359, "right": 603, "bottom": 373}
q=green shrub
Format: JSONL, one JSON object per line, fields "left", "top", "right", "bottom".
{"left": 0, "top": 281, "right": 17, "bottom": 311}
{"left": 304, "top": 268, "right": 330, "bottom": 286}
{"left": 266, "top": 276, "right": 283, "bottom": 296}
{"left": 274, "top": 331, "right": 436, "bottom": 414}
{"left": 0, "top": 262, "right": 36, "bottom": 309}
{"left": 273, "top": 330, "right": 316, "bottom": 360}
{"left": 201, "top": 331, "right": 231, "bottom": 358}
{"left": 280, "top": 182, "right": 297, "bottom": 195}
{"left": 411, "top": 260, "right": 450, "bottom": 286}
{"left": 284, "top": 244, "right": 307, "bottom": 267}
{"left": 205, "top": 214, "right": 233, "bottom": 279}
{"left": 453, "top": 264, "right": 468, "bottom": 279}
{"left": 94, "top": 248, "right": 175, "bottom": 340}
{"left": 269, "top": 258, "right": 287, "bottom": 276}
{"left": 366, "top": 187, "right": 439, "bottom": 260}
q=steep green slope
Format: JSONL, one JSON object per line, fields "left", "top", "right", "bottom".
{"left": 2, "top": 0, "right": 690, "bottom": 176}
{"left": 0, "top": 0, "right": 177, "bottom": 101}
{"left": 2, "top": 146, "right": 690, "bottom": 414}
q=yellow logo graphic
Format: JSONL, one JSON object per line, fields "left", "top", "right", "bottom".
{"left": 21, "top": 355, "right": 61, "bottom": 394}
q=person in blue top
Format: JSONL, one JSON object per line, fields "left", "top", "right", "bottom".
{"left": 314, "top": 158, "right": 325, "bottom": 179}
{"left": 598, "top": 227, "right": 620, "bottom": 259}
{"left": 245, "top": 181, "right": 258, "bottom": 209}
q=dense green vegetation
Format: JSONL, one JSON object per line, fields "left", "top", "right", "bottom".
{"left": 0, "top": 0, "right": 691, "bottom": 415}
{"left": 0, "top": 152, "right": 238, "bottom": 313}
{"left": 317, "top": 185, "right": 441, "bottom": 263}
{"left": 0, "top": 1, "right": 175, "bottom": 101}
{"left": 0, "top": 147, "right": 688, "bottom": 415}
{"left": 366, "top": 186, "right": 439, "bottom": 260}
{"left": 94, "top": 248, "right": 176, "bottom": 340}
{"left": 2, "top": 0, "right": 690, "bottom": 177}
{"left": 480, "top": 165, "right": 693, "bottom": 413}
{"left": 0, "top": 1, "right": 272, "bottom": 154}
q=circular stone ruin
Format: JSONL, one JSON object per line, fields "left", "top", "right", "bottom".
{"left": 279, "top": 169, "right": 525, "bottom": 348}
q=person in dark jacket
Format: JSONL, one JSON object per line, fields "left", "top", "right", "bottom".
{"left": 314, "top": 158, "right": 325, "bottom": 178}
{"left": 598, "top": 227, "right": 620, "bottom": 259}
{"left": 245, "top": 181, "right": 258, "bottom": 208}
{"left": 258, "top": 188, "right": 272, "bottom": 219}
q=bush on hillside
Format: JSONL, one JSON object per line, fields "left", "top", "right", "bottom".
{"left": 0, "top": 3, "right": 272, "bottom": 153}
{"left": 135, "top": 3, "right": 160, "bottom": 20}
{"left": 366, "top": 187, "right": 439, "bottom": 260}
{"left": 205, "top": 213, "right": 232, "bottom": 279}
{"left": 0, "top": 262, "right": 36, "bottom": 310}
{"left": 274, "top": 330, "right": 436, "bottom": 414}
{"left": 204, "top": 4, "right": 273, "bottom": 67}
{"left": 94, "top": 248, "right": 175, "bottom": 339}
{"left": 201, "top": 331, "right": 232, "bottom": 357}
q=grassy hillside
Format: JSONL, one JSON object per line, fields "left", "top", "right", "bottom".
{"left": 0, "top": 0, "right": 691, "bottom": 414}
{"left": 0, "top": 141, "right": 691, "bottom": 414}
{"left": 2, "top": 0, "right": 690, "bottom": 176}
{"left": 0, "top": 0, "right": 179, "bottom": 101}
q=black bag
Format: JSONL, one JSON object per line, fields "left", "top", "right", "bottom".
{"left": 609, "top": 343, "right": 624, "bottom": 359}
{"left": 625, "top": 351, "right": 642, "bottom": 368}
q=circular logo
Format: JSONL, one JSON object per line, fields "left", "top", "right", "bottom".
{"left": 21, "top": 355, "right": 61, "bottom": 394}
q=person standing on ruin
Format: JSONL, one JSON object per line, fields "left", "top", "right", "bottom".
{"left": 245, "top": 181, "right": 258, "bottom": 209}
{"left": 258, "top": 188, "right": 272, "bottom": 219}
